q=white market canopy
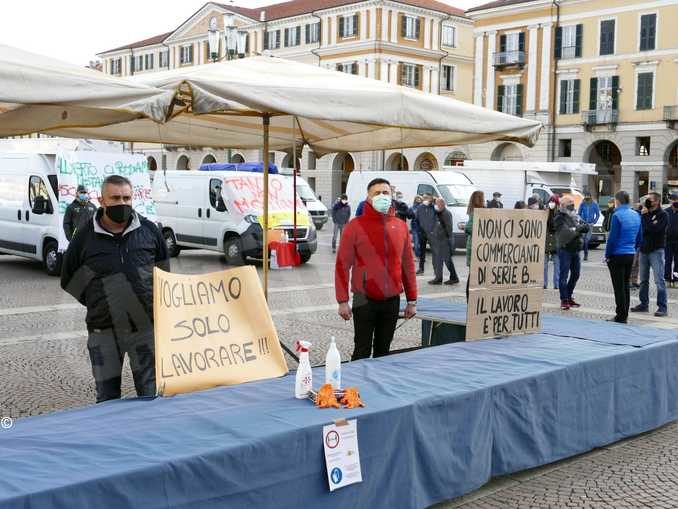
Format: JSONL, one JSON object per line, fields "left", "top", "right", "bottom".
{"left": 0, "top": 46, "right": 542, "bottom": 155}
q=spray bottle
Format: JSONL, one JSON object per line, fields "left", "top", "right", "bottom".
{"left": 295, "top": 340, "right": 312, "bottom": 399}
{"left": 325, "top": 336, "right": 341, "bottom": 390}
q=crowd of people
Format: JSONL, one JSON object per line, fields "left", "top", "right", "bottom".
{"left": 334, "top": 181, "right": 678, "bottom": 361}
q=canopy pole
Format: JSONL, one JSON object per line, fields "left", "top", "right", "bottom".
{"left": 292, "top": 117, "right": 297, "bottom": 247}
{"left": 263, "top": 114, "right": 271, "bottom": 299}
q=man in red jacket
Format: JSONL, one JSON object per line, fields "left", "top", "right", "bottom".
{"left": 335, "top": 178, "right": 417, "bottom": 360}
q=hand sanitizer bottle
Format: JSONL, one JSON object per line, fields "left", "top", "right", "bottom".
{"left": 325, "top": 336, "right": 341, "bottom": 390}
{"left": 295, "top": 340, "right": 312, "bottom": 399}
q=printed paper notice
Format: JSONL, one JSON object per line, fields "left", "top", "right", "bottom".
{"left": 323, "top": 420, "right": 362, "bottom": 492}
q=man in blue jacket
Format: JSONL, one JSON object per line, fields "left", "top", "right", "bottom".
{"left": 604, "top": 191, "right": 641, "bottom": 323}
{"left": 578, "top": 191, "right": 600, "bottom": 261}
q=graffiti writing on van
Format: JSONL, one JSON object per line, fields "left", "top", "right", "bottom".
{"left": 57, "top": 183, "right": 156, "bottom": 216}
{"left": 223, "top": 175, "right": 303, "bottom": 214}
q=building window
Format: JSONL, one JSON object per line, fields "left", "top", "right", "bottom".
{"left": 144, "top": 54, "right": 154, "bottom": 70}
{"left": 497, "top": 83, "right": 523, "bottom": 116}
{"left": 442, "top": 25, "right": 456, "bottom": 47}
{"left": 559, "top": 79, "right": 580, "bottom": 114}
{"left": 599, "top": 19, "right": 615, "bottom": 55}
{"left": 339, "top": 14, "right": 359, "bottom": 38}
{"left": 401, "top": 15, "right": 420, "bottom": 40}
{"left": 441, "top": 65, "right": 454, "bottom": 91}
{"left": 336, "top": 62, "right": 358, "bottom": 75}
{"left": 265, "top": 30, "right": 281, "bottom": 50}
{"left": 636, "top": 72, "right": 654, "bottom": 110}
{"left": 179, "top": 45, "right": 193, "bottom": 64}
{"left": 285, "top": 26, "right": 301, "bottom": 47}
{"left": 639, "top": 13, "right": 656, "bottom": 51}
{"left": 559, "top": 139, "right": 572, "bottom": 158}
{"left": 133, "top": 55, "right": 143, "bottom": 72}
{"left": 497, "top": 32, "right": 525, "bottom": 65}
{"left": 556, "top": 24, "right": 582, "bottom": 59}
{"left": 159, "top": 50, "right": 169, "bottom": 68}
{"left": 306, "top": 22, "right": 320, "bottom": 44}
{"left": 110, "top": 58, "right": 121, "bottom": 75}
{"left": 400, "top": 63, "right": 420, "bottom": 89}
{"left": 636, "top": 137, "right": 651, "bottom": 156}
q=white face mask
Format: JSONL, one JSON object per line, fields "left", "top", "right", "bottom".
{"left": 548, "top": 202, "right": 556, "bottom": 210}
{"left": 435, "top": 206, "right": 444, "bottom": 212}
{"left": 341, "top": 200, "right": 348, "bottom": 204}
{"left": 423, "top": 200, "right": 431, "bottom": 206}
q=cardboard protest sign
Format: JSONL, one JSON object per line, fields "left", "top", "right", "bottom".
{"left": 56, "top": 151, "right": 156, "bottom": 250}
{"left": 221, "top": 173, "right": 309, "bottom": 227}
{"left": 466, "top": 209, "right": 547, "bottom": 341}
{"left": 153, "top": 266, "right": 289, "bottom": 396}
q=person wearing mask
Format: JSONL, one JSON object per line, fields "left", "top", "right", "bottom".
{"left": 63, "top": 185, "right": 98, "bottom": 242}
{"left": 335, "top": 178, "right": 417, "bottom": 360}
{"left": 428, "top": 198, "right": 460, "bottom": 285}
{"left": 331, "top": 194, "right": 351, "bottom": 254}
{"left": 602, "top": 198, "right": 616, "bottom": 232}
{"left": 604, "top": 191, "right": 642, "bottom": 324}
{"left": 392, "top": 189, "right": 413, "bottom": 222}
{"left": 554, "top": 196, "right": 589, "bottom": 310}
{"left": 487, "top": 192, "right": 503, "bottom": 209}
{"left": 527, "top": 196, "right": 541, "bottom": 210}
{"left": 415, "top": 193, "right": 436, "bottom": 275}
{"left": 578, "top": 192, "right": 600, "bottom": 261}
{"left": 664, "top": 192, "right": 678, "bottom": 288}
{"left": 411, "top": 195, "right": 424, "bottom": 259}
{"left": 544, "top": 195, "right": 560, "bottom": 290}
{"left": 514, "top": 200, "right": 527, "bottom": 210}
{"left": 465, "top": 190, "right": 485, "bottom": 300}
{"left": 631, "top": 192, "right": 668, "bottom": 317}
{"left": 60, "top": 175, "right": 169, "bottom": 403}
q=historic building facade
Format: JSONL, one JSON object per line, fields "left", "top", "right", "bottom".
{"left": 98, "top": 0, "right": 474, "bottom": 204}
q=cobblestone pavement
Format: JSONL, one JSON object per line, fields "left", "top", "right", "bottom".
{"left": 1, "top": 225, "right": 677, "bottom": 507}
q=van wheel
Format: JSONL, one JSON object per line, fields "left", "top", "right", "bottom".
{"left": 299, "top": 252, "right": 312, "bottom": 264}
{"left": 224, "top": 237, "right": 244, "bottom": 266}
{"left": 43, "top": 240, "right": 61, "bottom": 277}
{"left": 163, "top": 229, "right": 181, "bottom": 257}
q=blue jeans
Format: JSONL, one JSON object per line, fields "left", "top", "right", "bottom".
{"left": 411, "top": 228, "right": 421, "bottom": 258}
{"left": 558, "top": 249, "right": 581, "bottom": 301}
{"left": 582, "top": 229, "right": 593, "bottom": 258}
{"left": 544, "top": 252, "right": 560, "bottom": 289}
{"left": 639, "top": 249, "right": 667, "bottom": 312}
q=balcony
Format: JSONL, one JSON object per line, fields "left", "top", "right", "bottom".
{"left": 664, "top": 105, "right": 678, "bottom": 129}
{"left": 582, "top": 109, "right": 619, "bottom": 130}
{"left": 559, "top": 45, "right": 578, "bottom": 60}
{"left": 493, "top": 50, "right": 525, "bottom": 68}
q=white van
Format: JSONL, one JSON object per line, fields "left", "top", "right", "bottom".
{"left": 296, "top": 178, "right": 328, "bottom": 230}
{"left": 345, "top": 170, "right": 477, "bottom": 248}
{"left": 0, "top": 144, "right": 157, "bottom": 276}
{"left": 0, "top": 153, "right": 62, "bottom": 275}
{"left": 152, "top": 170, "right": 318, "bottom": 264}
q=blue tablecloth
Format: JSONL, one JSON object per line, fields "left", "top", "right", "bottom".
{"left": 2, "top": 328, "right": 678, "bottom": 508}
{"left": 411, "top": 297, "right": 678, "bottom": 347}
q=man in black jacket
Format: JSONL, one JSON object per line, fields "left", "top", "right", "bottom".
{"left": 554, "top": 196, "right": 588, "bottom": 310}
{"left": 415, "top": 194, "right": 436, "bottom": 275}
{"left": 632, "top": 192, "right": 668, "bottom": 316}
{"left": 665, "top": 192, "right": 678, "bottom": 287}
{"left": 63, "top": 185, "right": 98, "bottom": 241}
{"left": 61, "top": 175, "right": 169, "bottom": 403}
{"left": 428, "top": 198, "right": 459, "bottom": 285}
{"left": 331, "top": 194, "right": 351, "bottom": 253}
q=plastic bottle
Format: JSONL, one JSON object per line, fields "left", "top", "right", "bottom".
{"left": 325, "top": 336, "right": 341, "bottom": 390}
{"left": 295, "top": 340, "right": 313, "bottom": 399}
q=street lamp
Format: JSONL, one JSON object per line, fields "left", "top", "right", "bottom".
{"left": 208, "top": 16, "right": 220, "bottom": 63}
{"left": 223, "top": 13, "right": 247, "bottom": 60}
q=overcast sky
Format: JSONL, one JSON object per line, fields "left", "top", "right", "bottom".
{"left": 3, "top": 0, "right": 487, "bottom": 66}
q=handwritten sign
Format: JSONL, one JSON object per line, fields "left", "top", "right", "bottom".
{"left": 153, "top": 266, "right": 288, "bottom": 396}
{"left": 466, "top": 209, "right": 547, "bottom": 341}
{"left": 56, "top": 151, "right": 156, "bottom": 250}
{"left": 222, "top": 173, "right": 308, "bottom": 220}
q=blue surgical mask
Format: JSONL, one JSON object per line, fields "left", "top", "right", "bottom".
{"left": 79, "top": 193, "right": 89, "bottom": 201}
{"left": 372, "top": 195, "right": 391, "bottom": 214}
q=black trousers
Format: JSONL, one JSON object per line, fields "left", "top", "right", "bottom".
{"left": 87, "top": 327, "right": 156, "bottom": 403}
{"left": 418, "top": 232, "right": 429, "bottom": 270}
{"left": 351, "top": 294, "right": 400, "bottom": 360}
{"left": 431, "top": 238, "right": 458, "bottom": 281}
{"left": 607, "top": 255, "right": 634, "bottom": 322}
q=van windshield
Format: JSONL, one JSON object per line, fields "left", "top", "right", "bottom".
{"left": 437, "top": 184, "right": 474, "bottom": 207}
{"left": 296, "top": 184, "right": 316, "bottom": 202}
